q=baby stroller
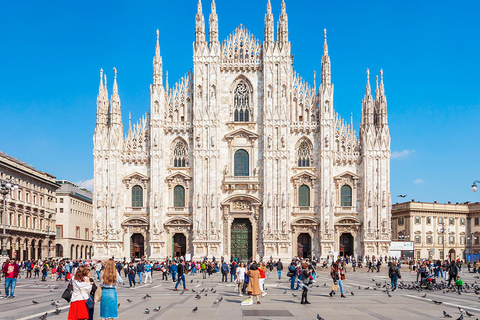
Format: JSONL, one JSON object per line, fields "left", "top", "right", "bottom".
{"left": 420, "top": 273, "right": 436, "bottom": 290}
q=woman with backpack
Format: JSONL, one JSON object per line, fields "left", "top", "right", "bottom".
{"left": 389, "top": 261, "right": 401, "bottom": 291}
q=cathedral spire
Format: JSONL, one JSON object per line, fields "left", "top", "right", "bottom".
{"left": 99, "top": 68, "right": 104, "bottom": 93}
{"left": 209, "top": 0, "right": 219, "bottom": 46}
{"left": 128, "top": 112, "right": 132, "bottom": 134}
{"left": 153, "top": 29, "right": 163, "bottom": 90}
{"left": 361, "top": 68, "right": 374, "bottom": 127}
{"left": 277, "top": 0, "right": 289, "bottom": 51}
{"left": 96, "top": 68, "right": 108, "bottom": 126}
{"left": 264, "top": 0, "right": 274, "bottom": 51}
{"left": 110, "top": 67, "right": 122, "bottom": 126}
{"left": 321, "top": 28, "right": 331, "bottom": 86}
{"left": 195, "top": 0, "right": 206, "bottom": 45}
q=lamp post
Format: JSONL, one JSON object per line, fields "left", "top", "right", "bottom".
{"left": 1, "top": 179, "right": 18, "bottom": 260}
{"left": 472, "top": 180, "right": 480, "bottom": 193}
{"left": 437, "top": 222, "right": 448, "bottom": 261}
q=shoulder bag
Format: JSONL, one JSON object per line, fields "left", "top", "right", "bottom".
{"left": 62, "top": 280, "right": 73, "bottom": 302}
{"left": 94, "top": 286, "right": 103, "bottom": 303}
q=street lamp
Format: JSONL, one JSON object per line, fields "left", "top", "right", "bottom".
{"left": 437, "top": 222, "right": 449, "bottom": 261}
{"left": 1, "top": 179, "right": 18, "bottom": 258}
{"left": 472, "top": 180, "right": 480, "bottom": 192}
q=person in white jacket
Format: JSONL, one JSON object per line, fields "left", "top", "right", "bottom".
{"left": 68, "top": 266, "right": 93, "bottom": 320}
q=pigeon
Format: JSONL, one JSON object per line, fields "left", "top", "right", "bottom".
{"left": 433, "top": 300, "right": 443, "bottom": 305}
{"left": 214, "top": 299, "right": 219, "bottom": 304}
{"left": 51, "top": 300, "right": 56, "bottom": 306}
{"left": 53, "top": 308, "right": 61, "bottom": 315}
{"left": 456, "top": 315, "right": 463, "bottom": 320}
{"left": 387, "top": 292, "right": 392, "bottom": 298}
{"left": 193, "top": 306, "right": 198, "bottom": 312}
{"left": 292, "top": 293, "right": 297, "bottom": 297}
{"left": 33, "top": 300, "right": 39, "bottom": 304}
{"left": 195, "top": 294, "right": 201, "bottom": 299}
{"left": 317, "top": 314, "right": 325, "bottom": 320}
{"left": 284, "top": 290, "right": 287, "bottom": 294}
{"left": 324, "top": 283, "right": 327, "bottom": 286}
{"left": 398, "top": 195, "right": 407, "bottom": 198}
{"left": 218, "top": 297, "right": 223, "bottom": 302}
{"left": 351, "top": 292, "right": 354, "bottom": 296}
{"left": 212, "top": 290, "right": 216, "bottom": 293}
{"left": 459, "top": 307, "right": 466, "bottom": 314}
{"left": 192, "top": 289, "right": 196, "bottom": 293}
{"left": 145, "top": 293, "right": 151, "bottom": 298}
{"left": 372, "top": 279, "right": 375, "bottom": 282}
{"left": 465, "top": 311, "right": 474, "bottom": 317}
{"left": 204, "top": 293, "right": 208, "bottom": 296}
{"left": 54, "top": 286, "right": 58, "bottom": 289}
{"left": 153, "top": 306, "right": 161, "bottom": 312}
{"left": 50, "top": 289, "right": 53, "bottom": 292}
{"left": 55, "top": 301, "right": 59, "bottom": 306}
{"left": 443, "top": 310, "right": 452, "bottom": 318}
{"left": 211, "top": 287, "right": 214, "bottom": 291}
{"left": 127, "top": 299, "right": 132, "bottom": 303}
{"left": 191, "top": 280, "right": 193, "bottom": 283}
{"left": 422, "top": 294, "right": 427, "bottom": 298}
{"left": 39, "top": 313, "right": 47, "bottom": 320}
{"left": 144, "top": 308, "right": 150, "bottom": 314}
{"left": 143, "top": 294, "right": 148, "bottom": 299}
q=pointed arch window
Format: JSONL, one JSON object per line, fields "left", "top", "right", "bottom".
{"left": 173, "top": 139, "right": 188, "bottom": 167}
{"left": 174, "top": 185, "right": 185, "bottom": 208}
{"left": 299, "top": 185, "right": 310, "bottom": 207}
{"left": 233, "top": 81, "right": 250, "bottom": 122}
{"left": 132, "top": 185, "right": 143, "bottom": 208}
{"left": 297, "top": 140, "right": 312, "bottom": 167}
{"left": 234, "top": 149, "right": 249, "bottom": 176}
{"left": 341, "top": 185, "right": 352, "bottom": 207}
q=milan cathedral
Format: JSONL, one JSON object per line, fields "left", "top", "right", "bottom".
{"left": 92, "top": 0, "right": 392, "bottom": 261}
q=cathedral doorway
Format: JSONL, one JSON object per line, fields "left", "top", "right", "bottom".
{"left": 231, "top": 218, "right": 252, "bottom": 261}
{"left": 131, "top": 233, "right": 144, "bottom": 261}
{"left": 297, "top": 233, "right": 311, "bottom": 258}
{"left": 340, "top": 233, "right": 354, "bottom": 257}
{"left": 173, "top": 233, "right": 186, "bottom": 257}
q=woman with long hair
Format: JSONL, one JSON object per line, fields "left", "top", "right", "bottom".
{"left": 68, "top": 266, "right": 92, "bottom": 320}
{"left": 258, "top": 262, "right": 267, "bottom": 297}
{"left": 243, "top": 263, "right": 261, "bottom": 305}
{"left": 300, "top": 262, "right": 311, "bottom": 304}
{"left": 236, "top": 262, "right": 246, "bottom": 296}
{"left": 100, "top": 259, "right": 123, "bottom": 320}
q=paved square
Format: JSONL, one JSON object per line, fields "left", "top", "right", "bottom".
{"left": 3, "top": 267, "right": 480, "bottom": 319}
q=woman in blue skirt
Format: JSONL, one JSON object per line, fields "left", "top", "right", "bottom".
{"left": 100, "top": 259, "right": 123, "bottom": 320}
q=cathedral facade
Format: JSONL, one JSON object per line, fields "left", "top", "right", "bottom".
{"left": 92, "top": 0, "right": 392, "bottom": 261}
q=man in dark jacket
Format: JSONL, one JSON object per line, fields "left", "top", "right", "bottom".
{"left": 221, "top": 261, "right": 229, "bottom": 283}
{"left": 137, "top": 261, "right": 145, "bottom": 283}
{"left": 448, "top": 262, "right": 458, "bottom": 286}
{"left": 174, "top": 260, "right": 188, "bottom": 291}
{"left": 276, "top": 259, "right": 283, "bottom": 279}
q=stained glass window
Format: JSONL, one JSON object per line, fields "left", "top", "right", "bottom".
{"left": 234, "top": 149, "right": 249, "bottom": 176}
{"left": 234, "top": 81, "right": 250, "bottom": 122}
{"left": 132, "top": 185, "right": 143, "bottom": 207}
{"left": 340, "top": 185, "right": 352, "bottom": 207}
{"left": 173, "top": 139, "right": 188, "bottom": 167}
{"left": 299, "top": 185, "right": 310, "bottom": 207}
{"left": 297, "top": 140, "right": 312, "bottom": 167}
{"left": 174, "top": 185, "right": 185, "bottom": 207}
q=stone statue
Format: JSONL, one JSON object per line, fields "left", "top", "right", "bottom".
{"left": 267, "top": 134, "right": 272, "bottom": 148}
{"left": 223, "top": 165, "right": 228, "bottom": 177}
{"left": 281, "top": 136, "right": 286, "bottom": 148}
{"left": 282, "top": 219, "right": 286, "bottom": 233}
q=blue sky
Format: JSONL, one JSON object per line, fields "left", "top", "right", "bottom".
{"left": 1, "top": 0, "right": 479, "bottom": 203}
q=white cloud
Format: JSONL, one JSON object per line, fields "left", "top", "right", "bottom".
{"left": 391, "top": 150, "right": 415, "bottom": 159}
{"left": 414, "top": 179, "right": 424, "bottom": 184}
{"left": 75, "top": 178, "right": 94, "bottom": 191}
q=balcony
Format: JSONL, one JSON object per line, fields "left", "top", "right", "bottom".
{"left": 223, "top": 175, "right": 260, "bottom": 191}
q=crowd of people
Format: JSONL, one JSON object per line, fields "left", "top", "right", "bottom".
{"left": 1, "top": 255, "right": 473, "bottom": 319}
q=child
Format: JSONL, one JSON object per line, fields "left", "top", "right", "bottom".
{"left": 455, "top": 275, "right": 463, "bottom": 294}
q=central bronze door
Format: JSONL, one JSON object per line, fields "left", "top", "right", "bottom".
{"left": 231, "top": 218, "right": 252, "bottom": 261}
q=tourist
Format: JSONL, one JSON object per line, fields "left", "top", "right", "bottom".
{"left": 221, "top": 260, "right": 229, "bottom": 283}
{"left": 144, "top": 260, "right": 153, "bottom": 284}
{"left": 3, "top": 259, "right": 19, "bottom": 299}
{"left": 174, "top": 260, "right": 187, "bottom": 291}
{"left": 136, "top": 260, "right": 144, "bottom": 284}
{"left": 127, "top": 262, "right": 136, "bottom": 288}
{"left": 243, "top": 263, "right": 261, "bottom": 305}
{"left": 230, "top": 261, "right": 237, "bottom": 283}
{"left": 329, "top": 262, "right": 345, "bottom": 298}
{"left": 276, "top": 259, "right": 283, "bottom": 279}
{"left": 388, "top": 261, "right": 401, "bottom": 291}
{"left": 236, "top": 262, "right": 246, "bottom": 296}
{"left": 288, "top": 261, "right": 298, "bottom": 290}
{"left": 95, "top": 261, "right": 102, "bottom": 280}
{"left": 259, "top": 262, "right": 267, "bottom": 297}
{"left": 455, "top": 275, "right": 463, "bottom": 293}
{"left": 299, "top": 262, "right": 311, "bottom": 304}
{"left": 68, "top": 266, "right": 92, "bottom": 320}
{"left": 100, "top": 259, "right": 123, "bottom": 320}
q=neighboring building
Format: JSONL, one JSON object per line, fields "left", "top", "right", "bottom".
{"left": 55, "top": 180, "right": 93, "bottom": 259}
{"left": 92, "top": 0, "right": 392, "bottom": 261}
{"left": 391, "top": 200, "right": 480, "bottom": 261}
{"left": 0, "top": 151, "right": 58, "bottom": 260}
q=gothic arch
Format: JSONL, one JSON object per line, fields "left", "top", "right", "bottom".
{"left": 230, "top": 76, "right": 254, "bottom": 121}
{"left": 295, "top": 137, "right": 313, "bottom": 167}
{"left": 121, "top": 217, "right": 150, "bottom": 227}
{"left": 171, "top": 137, "right": 189, "bottom": 167}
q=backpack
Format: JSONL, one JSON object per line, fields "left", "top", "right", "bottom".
{"left": 244, "top": 273, "right": 250, "bottom": 283}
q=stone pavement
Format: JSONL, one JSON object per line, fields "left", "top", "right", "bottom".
{"left": 3, "top": 266, "right": 480, "bottom": 319}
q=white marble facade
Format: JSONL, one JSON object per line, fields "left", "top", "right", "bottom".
{"left": 92, "top": 0, "right": 391, "bottom": 261}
